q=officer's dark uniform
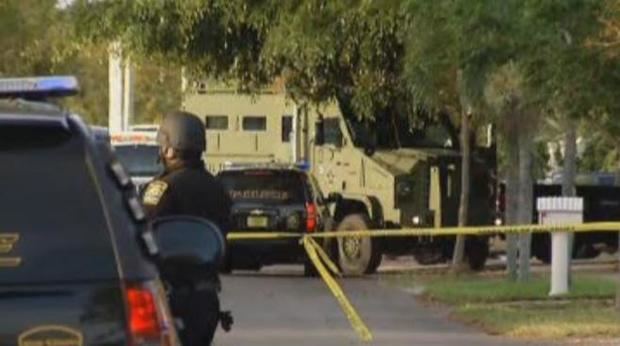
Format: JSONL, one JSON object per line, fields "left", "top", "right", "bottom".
{"left": 142, "top": 111, "right": 232, "bottom": 346}
{"left": 143, "top": 161, "right": 231, "bottom": 232}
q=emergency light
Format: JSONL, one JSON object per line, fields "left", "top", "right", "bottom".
{"left": 294, "top": 161, "right": 311, "bottom": 172}
{"left": 110, "top": 131, "right": 158, "bottom": 145}
{"left": 0, "top": 76, "right": 79, "bottom": 99}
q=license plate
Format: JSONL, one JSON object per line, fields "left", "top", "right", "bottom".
{"left": 247, "top": 216, "right": 268, "bottom": 228}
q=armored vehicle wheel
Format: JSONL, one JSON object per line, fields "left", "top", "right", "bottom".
{"left": 465, "top": 237, "right": 489, "bottom": 271}
{"left": 365, "top": 243, "right": 383, "bottom": 274}
{"left": 336, "top": 214, "right": 379, "bottom": 276}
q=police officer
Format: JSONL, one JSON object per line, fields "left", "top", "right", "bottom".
{"left": 142, "top": 110, "right": 232, "bottom": 345}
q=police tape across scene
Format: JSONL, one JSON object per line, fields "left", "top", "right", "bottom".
{"left": 226, "top": 221, "right": 620, "bottom": 343}
{"left": 302, "top": 237, "right": 373, "bottom": 342}
{"left": 227, "top": 221, "right": 620, "bottom": 241}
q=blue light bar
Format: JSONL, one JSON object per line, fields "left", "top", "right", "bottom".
{"left": 0, "top": 76, "right": 79, "bottom": 99}
{"left": 295, "top": 161, "right": 311, "bottom": 172}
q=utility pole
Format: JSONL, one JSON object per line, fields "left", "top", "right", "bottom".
{"left": 109, "top": 42, "right": 134, "bottom": 132}
{"left": 122, "top": 56, "right": 134, "bottom": 130}
{"left": 108, "top": 42, "right": 124, "bottom": 132}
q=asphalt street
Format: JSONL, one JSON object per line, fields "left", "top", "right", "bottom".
{"left": 214, "top": 265, "right": 544, "bottom": 346}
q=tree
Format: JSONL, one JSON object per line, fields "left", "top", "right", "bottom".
{"left": 0, "top": 0, "right": 180, "bottom": 125}
{"left": 403, "top": 0, "right": 513, "bottom": 272}
{"left": 71, "top": 0, "right": 407, "bottom": 121}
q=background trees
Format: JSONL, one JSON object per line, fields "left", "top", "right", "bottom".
{"left": 0, "top": 0, "right": 180, "bottom": 124}
{"left": 2, "top": 0, "right": 620, "bottom": 277}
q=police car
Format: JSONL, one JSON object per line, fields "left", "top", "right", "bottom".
{"left": 110, "top": 130, "right": 162, "bottom": 191}
{"left": 0, "top": 76, "right": 224, "bottom": 345}
{"left": 217, "top": 162, "right": 335, "bottom": 276}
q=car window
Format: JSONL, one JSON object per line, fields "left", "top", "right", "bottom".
{"left": 0, "top": 125, "right": 119, "bottom": 284}
{"left": 219, "top": 170, "right": 306, "bottom": 205}
{"left": 114, "top": 144, "right": 162, "bottom": 177}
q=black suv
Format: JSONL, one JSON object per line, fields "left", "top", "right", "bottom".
{"left": 0, "top": 77, "right": 223, "bottom": 346}
{"left": 217, "top": 164, "right": 333, "bottom": 276}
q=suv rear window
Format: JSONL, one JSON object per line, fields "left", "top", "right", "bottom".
{"left": 0, "top": 126, "right": 118, "bottom": 284}
{"left": 218, "top": 170, "right": 306, "bottom": 205}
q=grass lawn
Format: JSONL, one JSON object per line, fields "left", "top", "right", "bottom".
{"left": 389, "top": 273, "right": 620, "bottom": 340}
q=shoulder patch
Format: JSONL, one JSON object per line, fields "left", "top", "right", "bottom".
{"left": 143, "top": 180, "right": 169, "bottom": 206}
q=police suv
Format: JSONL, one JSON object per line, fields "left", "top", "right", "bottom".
{"left": 218, "top": 162, "right": 335, "bottom": 276}
{"left": 0, "top": 76, "right": 224, "bottom": 346}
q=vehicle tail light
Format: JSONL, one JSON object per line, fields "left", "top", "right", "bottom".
{"left": 125, "top": 282, "right": 174, "bottom": 346}
{"left": 306, "top": 203, "right": 318, "bottom": 232}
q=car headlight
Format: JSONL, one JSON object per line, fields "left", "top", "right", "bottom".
{"left": 396, "top": 181, "right": 413, "bottom": 197}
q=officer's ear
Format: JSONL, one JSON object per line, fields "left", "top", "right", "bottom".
{"left": 163, "top": 147, "right": 176, "bottom": 160}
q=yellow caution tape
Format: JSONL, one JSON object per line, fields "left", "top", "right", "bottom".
{"left": 224, "top": 221, "right": 620, "bottom": 343}
{"left": 302, "top": 237, "right": 373, "bottom": 342}
{"left": 227, "top": 221, "right": 620, "bottom": 241}
{"left": 307, "top": 237, "right": 341, "bottom": 277}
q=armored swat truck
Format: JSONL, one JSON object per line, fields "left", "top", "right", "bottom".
{"left": 183, "top": 81, "right": 497, "bottom": 275}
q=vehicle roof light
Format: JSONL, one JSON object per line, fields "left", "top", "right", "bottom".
{"left": 0, "top": 76, "right": 79, "bottom": 99}
{"left": 110, "top": 132, "right": 158, "bottom": 145}
{"left": 295, "top": 161, "right": 311, "bottom": 172}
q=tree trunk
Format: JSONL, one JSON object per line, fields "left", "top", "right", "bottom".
{"left": 517, "top": 126, "right": 534, "bottom": 282}
{"left": 451, "top": 110, "right": 470, "bottom": 272}
{"left": 616, "top": 145, "right": 620, "bottom": 310}
{"left": 562, "top": 122, "right": 577, "bottom": 196}
{"left": 505, "top": 124, "right": 520, "bottom": 281}
{"left": 562, "top": 120, "right": 577, "bottom": 286}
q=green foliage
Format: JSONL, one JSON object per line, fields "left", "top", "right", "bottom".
{"left": 0, "top": 0, "right": 69, "bottom": 76}
{"left": 71, "top": 0, "right": 407, "bottom": 120}
{"left": 420, "top": 274, "right": 615, "bottom": 304}
{"left": 0, "top": 1, "right": 180, "bottom": 125}
{"left": 458, "top": 302, "right": 620, "bottom": 339}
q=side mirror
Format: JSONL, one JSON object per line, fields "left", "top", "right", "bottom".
{"left": 315, "top": 120, "right": 325, "bottom": 146}
{"left": 326, "top": 192, "right": 343, "bottom": 204}
{"left": 142, "top": 216, "right": 226, "bottom": 283}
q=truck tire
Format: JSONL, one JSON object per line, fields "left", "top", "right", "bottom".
{"left": 336, "top": 214, "right": 379, "bottom": 276}
{"left": 465, "top": 236, "right": 489, "bottom": 271}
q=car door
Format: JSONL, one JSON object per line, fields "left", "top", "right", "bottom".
{"left": 0, "top": 121, "right": 128, "bottom": 346}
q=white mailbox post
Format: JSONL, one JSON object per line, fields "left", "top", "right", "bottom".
{"left": 537, "top": 197, "right": 583, "bottom": 296}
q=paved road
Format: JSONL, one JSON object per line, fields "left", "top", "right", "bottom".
{"left": 214, "top": 265, "right": 544, "bottom": 346}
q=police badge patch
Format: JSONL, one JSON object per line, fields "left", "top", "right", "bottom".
{"left": 143, "top": 181, "right": 168, "bottom": 206}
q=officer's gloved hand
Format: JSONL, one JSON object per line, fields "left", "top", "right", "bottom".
{"left": 220, "top": 311, "right": 233, "bottom": 332}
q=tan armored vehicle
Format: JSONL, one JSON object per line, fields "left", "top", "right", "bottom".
{"left": 183, "top": 81, "right": 497, "bottom": 275}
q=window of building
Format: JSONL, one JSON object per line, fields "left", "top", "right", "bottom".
{"left": 243, "top": 116, "right": 267, "bottom": 131}
{"left": 282, "top": 115, "right": 293, "bottom": 142}
{"left": 324, "top": 118, "right": 343, "bottom": 146}
{"left": 205, "top": 115, "right": 228, "bottom": 130}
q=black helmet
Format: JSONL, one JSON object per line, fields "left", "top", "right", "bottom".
{"left": 157, "top": 111, "right": 206, "bottom": 152}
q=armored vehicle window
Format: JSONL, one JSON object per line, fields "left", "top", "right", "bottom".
{"left": 205, "top": 115, "right": 228, "bottom": 130}
{"left": 282, "top": 115, "right": 293, "bottom": 142}
{"left": 219, "top": 170, "right": 306, "bottom": 205}
{"left": 0, "top": 125, "right": 118, "bottom": 284}
{"left": 242, "top": 116, "right": 267, "bottom": 131}
{"left": 323, "top": 118, "right": 343, "bottom": 146}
